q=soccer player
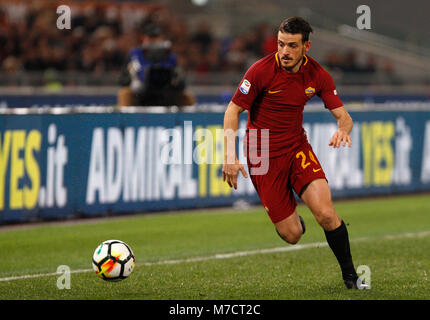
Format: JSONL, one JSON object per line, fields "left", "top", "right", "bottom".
{"left": 222, "top": 16, "right": 367, "bottom": 289}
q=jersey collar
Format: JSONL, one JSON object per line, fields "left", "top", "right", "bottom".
{"left": 275, "top": 52, "right": 280, "bottom": 67}
{"left": 303, "top": 54, "right": 309, "bottom": 66}
{"left": 275, "top": 52, "right": 309, "bottom": 72}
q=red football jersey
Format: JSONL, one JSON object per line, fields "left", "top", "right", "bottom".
{"left": 232, "top": 52, "right": 343, "bottom": 159}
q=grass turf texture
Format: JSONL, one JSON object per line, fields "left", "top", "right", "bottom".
{"left": 0, "top": 194, "right": 429, "bottom": 300}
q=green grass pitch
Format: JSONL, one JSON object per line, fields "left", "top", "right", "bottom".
{"left": 0, "top": 194, "right": 429, "bottom": 300}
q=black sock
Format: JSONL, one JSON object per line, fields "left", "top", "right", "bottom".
{"left": 324, "top": 220, "right": 357, "bottom": 280}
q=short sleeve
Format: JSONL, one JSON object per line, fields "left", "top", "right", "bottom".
{"left": 231, "top": 63, "right": 262, "bottom": 111}
{"left": 317, "top": 69, "right": 343, "bottom": 110}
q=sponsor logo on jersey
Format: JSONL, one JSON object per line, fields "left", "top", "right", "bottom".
{"left": 240, "top": 79, "right": 251, "bottom": 94}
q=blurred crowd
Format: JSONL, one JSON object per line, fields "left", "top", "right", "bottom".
{"left": 323, "top": 49, "right": 400, "bottom": 85}
{"left": 0, "top": 1, "right": 277, "bottom": 78}
{"left": 0, "top": 0, "right": 399, "bottom": 86}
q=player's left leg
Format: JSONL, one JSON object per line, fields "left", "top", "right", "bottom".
{"left": 300, "top": 178, "right": 365, "bottom": 289}
{"left": 248, "top": 152, "right": 305, "bottom": 245}
{"left": 274, "top": 209, "right": 305, "bottom": 245}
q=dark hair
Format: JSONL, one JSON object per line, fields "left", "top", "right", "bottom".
{"left": 278, "top": 17, "right": 313, "bottom": 42}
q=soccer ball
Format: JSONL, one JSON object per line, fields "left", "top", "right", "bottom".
{"left": 92, "top": 240, "right": 135, "bottom": 281}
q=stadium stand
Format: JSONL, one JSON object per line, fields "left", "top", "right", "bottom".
{"left": 2, "top": 0, "right": 429, "bottom": 90}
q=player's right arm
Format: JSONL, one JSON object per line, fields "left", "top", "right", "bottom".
{"left": 223, "top": 58, "right": 264, "bottom": 188}
{"left": 223, "top": 101, "right": 248, "bottom": 189}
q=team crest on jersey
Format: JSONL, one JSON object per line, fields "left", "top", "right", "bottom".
{"left": 305, "top": 86, "right": 315, "bottom": 96}
{"left": 240, "top": 79, "right": 251, "bottom": 94}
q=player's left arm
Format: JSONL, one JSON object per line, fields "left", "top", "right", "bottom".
{"left": 317, "top": 68, "right": 353, "bottom": 148}
{"left": 328, "top": 106, "right": 353, "bottom": 148}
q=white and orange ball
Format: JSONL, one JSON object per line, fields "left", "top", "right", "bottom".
{"left": 92, "top": 240, "right": 135, "bottom": 281}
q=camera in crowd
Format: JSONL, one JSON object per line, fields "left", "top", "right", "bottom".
{"left": 141, "top": 24, "right": 172, "bottom": 63}
{"left": 118, "top": 23, "right": 194, "bottom": 107}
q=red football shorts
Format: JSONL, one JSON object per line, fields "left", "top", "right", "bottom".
{"left": 247, "top": 141, "right": 327, "bottom": 223}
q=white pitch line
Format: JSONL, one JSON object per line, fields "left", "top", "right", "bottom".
{"left": 1, "top": 230, "right": 429, "bottom": 282}
{"left": 0, "top": 268, "right": 93, "bottom": 282}
{"left": 141, "top": 240, "right": 328, "bottom": 266}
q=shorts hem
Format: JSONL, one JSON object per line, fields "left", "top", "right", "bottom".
{"left": 269, "top": 202, "right": 297, "bottom": 224}
{"left": 294, "top": 175, "right": 327, "bottom": 198}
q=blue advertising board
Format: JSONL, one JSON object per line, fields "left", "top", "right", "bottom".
{"left": 0, "top": 110, "right": 430, "bottom": 224}
{"left": 1, "top": 93, "right": 429, "bottom": 108}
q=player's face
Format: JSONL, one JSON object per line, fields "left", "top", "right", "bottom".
{"left": 277, "top": 31, "right": 310, "bottom": 72}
